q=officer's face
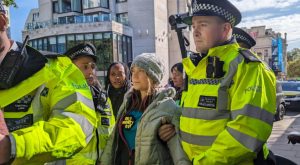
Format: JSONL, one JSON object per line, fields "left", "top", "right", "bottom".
{"left": 73, "top": 56, "right": 97, "bottom": 86}
{"left": 131, "top": 66, "right": 153, "bottom": 92}
{"left": 109, "top": 63, "right": 126, "bottom": 89}
{"left": 192, "top": 16, "right": 231, "bottom": 53}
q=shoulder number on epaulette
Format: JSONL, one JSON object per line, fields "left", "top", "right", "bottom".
{"left": 239, "top": 49, "right": 261, "bottom": 63}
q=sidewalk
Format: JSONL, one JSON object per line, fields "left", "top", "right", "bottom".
{"left": 267, "top": 111, "right": 300, "bottom": 164}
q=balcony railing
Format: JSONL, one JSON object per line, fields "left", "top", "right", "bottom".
{"left": 25, "top": 14, "right": 129, "bottom": 31}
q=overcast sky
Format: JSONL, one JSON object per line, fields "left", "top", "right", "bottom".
{"left": 10, "top": 0, "right": 300, "bottom": 51}
{"left": 230, "top": 0, "right": 300, "bottom": 50}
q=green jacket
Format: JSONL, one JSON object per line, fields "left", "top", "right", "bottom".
{"left": 101, "top": 87, "right": 191, "bottom": 165}
{"left": 1, "top": 49, "right": 98, "bottom": 164}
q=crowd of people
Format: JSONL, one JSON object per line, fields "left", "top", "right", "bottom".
{"left": 0, "top": 0, "right": 281, "bottom": 165}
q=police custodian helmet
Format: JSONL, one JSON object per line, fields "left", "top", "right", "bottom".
{"left": 233, "top": 27, "right": 256, "bottom": 49}
{"left": 183, "top": 0, "right": 242, "bottom": 26}
{"left": 65, "top": 42, "right": 98, "bottom": 62}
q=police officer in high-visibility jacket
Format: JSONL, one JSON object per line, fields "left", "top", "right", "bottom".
{"left": 179, "top": 0, "right": 276, "bottom": 164}
{"left": 65, "top": 42, "right": 115, "bottom": 163}
{"left": 0, "top": 5, "right": 97, "bottom": 164}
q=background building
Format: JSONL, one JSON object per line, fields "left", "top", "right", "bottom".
{"left": 23, "top": 0, "right": 193, "bottom": 84}
{"left": 242, "top": 26, "right": 288, "bottom": 78}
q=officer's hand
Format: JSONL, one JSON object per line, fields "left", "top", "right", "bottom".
{"left": 158, "top": 123, "right": 176, "bottom": 142}
{"left": 0, "top": 134, "right": 11, "bottom": 164}
{"left": 0, "top": 111, "right": 8, "bottom": 135}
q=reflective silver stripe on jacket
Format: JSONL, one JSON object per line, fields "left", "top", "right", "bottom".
{"left": 182, "top": 107, "right": 230, "bottom": 120}
{"left": 180, "top": 130, "right": 217, "bottom": 146}
{"left": 53, "top": 92, "right": 95, "bottom": 111}
{"left": 32, "top": 85, "right": 45, "bottom": 122}
{"left": 52, "top": 92, "right": 95, "bottom": 143}
{"left": 61, "top": 112, "right": 94, "bottom": 143}
{"left": 218, "top": 54, "right": 243, "bottom": 111}
{"left": 231, "top": 104, "right": 274, "bottom": 126}
{"left": 227, "top": 127, "right": 264, "bottom": 152}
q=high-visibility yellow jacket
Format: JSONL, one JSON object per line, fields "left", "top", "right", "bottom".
{"left": 180, "top": 42, "right": 276, "bottom": 165}
{"left": 0, "top": 53, "right": 98, "bottom": 164}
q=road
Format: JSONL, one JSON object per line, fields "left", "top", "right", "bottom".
{"left": 268, "top": 110, "right": 300, "bottom": 164}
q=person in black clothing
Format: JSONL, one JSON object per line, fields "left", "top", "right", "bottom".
{"left": 105, "top": 62, "right": 130, "bottom": 117}
{"left": 170, "top": 63, "right": 184, "bottom": 105}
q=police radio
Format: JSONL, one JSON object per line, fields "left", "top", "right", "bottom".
{"left": 0, "top": 35, "right": 29, "bottom": 89}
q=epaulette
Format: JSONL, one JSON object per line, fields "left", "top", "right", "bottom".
{"left": 239, "top": 49, "right": 261, "bottom": 63}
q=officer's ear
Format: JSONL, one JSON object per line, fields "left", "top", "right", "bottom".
{"left": 220, "top": 22, "right": 232, "bottom": 40}
{"left": 0, "top": 13, "right": 8, "bottom": 31}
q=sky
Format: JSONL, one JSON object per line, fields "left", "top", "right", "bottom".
{"left": 9, "top": 0, "right": 300, "bottom": 51}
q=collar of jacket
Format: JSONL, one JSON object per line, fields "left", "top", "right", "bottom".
{"left": 183, "top": 39, "right": 240, "bottom": 76}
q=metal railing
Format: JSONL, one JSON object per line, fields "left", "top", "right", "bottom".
{"left": 25, "top": 14, "right": 129, "bottom": 31}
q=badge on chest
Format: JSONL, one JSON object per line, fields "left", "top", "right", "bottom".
{"left": 198, "top": 95, "right": 217, "bottom": 109}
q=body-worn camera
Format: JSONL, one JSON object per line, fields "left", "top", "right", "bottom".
{"left": 0, "top": 36, "right": 29, "bottom": 89}
{"left": 206, "top": 56, "right": 225, "bottom": 78}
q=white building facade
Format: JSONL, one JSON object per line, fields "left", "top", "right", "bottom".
{"left": 23, "top": 0, "right": 192, "bottom": 84}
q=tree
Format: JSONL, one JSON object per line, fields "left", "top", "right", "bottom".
{"left": 1, "top": 0, "right": 17, "bottom": 7}
{"left": 287, "top": 58, "right": 300, "bottom": 78}
{"left": 287, "top": 48, "right": 300, "bottom": 62}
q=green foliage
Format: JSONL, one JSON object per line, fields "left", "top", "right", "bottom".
{"left": 1, "top": 0, "right": 17, "bottom": 7}
{"left": 287, "top": 48, "right": 300, "bottom": 62}
{"left": 287, "top": 58, "right": 300, "bottom": 78}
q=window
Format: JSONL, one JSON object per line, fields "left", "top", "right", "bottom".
{"left": 71, "top": 0, "right": 82, "bottom": 12}
{"left": 127, "top": 37, "right": 132, "bottom": 62}
{"left": 43, "top": 38, "right": 48, "bottom": 51}
{"left": 53, "top": 1, "right": 59, "bottom": 13}
{"left": 61, "top": 0, "right": 72, "bottom": 13}
{"left": 116, "top": 0, "right": 127, "bottom": 3}
{"left": 38, "top": 39, "right": 43, "bottom": 50}
{"left": 67, "top": 16, "right": 75, "bottom": 24}
{"left": 67, "top": 35, "right": 76, "bottom": 50}
{"left": 32, "top": 40, "right": 37, "bottom": 49}
{"left": 57, "top": 35, "right": 66, "bottom": 53}
{"left": 100, "top": 0, "right": 109, "bottom": 8}
{"left": 117, "top": 34, "right": 123, "bottom": 61}
{"left": 58, "top": 17, "right": 67, "bottom": 24}
{"left": 85, "top": 34, "right": 93, "bottom": 43}
{"left": 83, "top": 0, "right": 100, "bottom": 9}
{"left": 100, "top": 12, "right": 110, "bottom": 21}
{"left": 116, "top": 13, "right": 128, "bottom": 25}
{"left": 76, "top": 34, "right": 84, "bottom": 44}
{"left": 49, "top": 37, "right": 57, "bottom": 52}
{"left": 122, "top": 36, "right": 128, "bottom": 63}
{"left": 32, "top": 13, "right": 39, "bottom": 22}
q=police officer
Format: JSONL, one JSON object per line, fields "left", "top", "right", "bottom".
{"left": 160, "top": 0, "right": 276, "bottom": 164}
{"left": 0, "top": 4, "right": 97, "bottom": 164}
{"left": 65, "top": 42, "right": 115, "bottom": 163}
{"left": 233, "top": 27, "right": 256, "bottom": 49}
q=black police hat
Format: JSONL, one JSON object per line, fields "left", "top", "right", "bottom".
{"left": 233, "top": 27, "right": 256, "bottom": 49}
{"left": 65, "top": 42, "right": 98, "bottom": 62}
{"left": 183, "top": 0, "right": 241, "bottom": 26}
